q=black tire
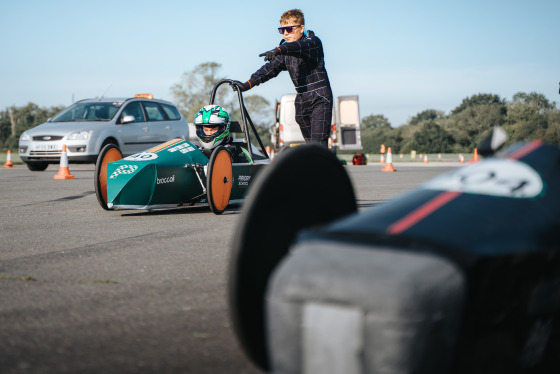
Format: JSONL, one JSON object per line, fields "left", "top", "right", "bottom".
{"left": 94, "top": 144, "right": 123, "bottom": 210}
{"left": 228, "top": 144, "right": 357, "bottom": 371}
{"left": 206, "top": 145, "right": 233, "bottom": 215}
{"left": 25, "top": 161, "right": 49, "bottom": 171}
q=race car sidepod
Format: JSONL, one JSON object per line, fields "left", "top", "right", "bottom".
{"left": 230, "top": 140, "right": 560, "bottom": 374}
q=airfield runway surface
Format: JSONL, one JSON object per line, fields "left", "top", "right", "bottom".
{"left": 0, "top": 161, "right": 461, "bottom": 374}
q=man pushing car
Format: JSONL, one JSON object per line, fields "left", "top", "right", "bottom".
{"left": 234, "top": 9, "right": 333, "bottom": 148}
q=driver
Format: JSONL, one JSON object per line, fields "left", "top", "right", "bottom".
{"left": 194, "top": 105, "right": 231, "bottom": 155}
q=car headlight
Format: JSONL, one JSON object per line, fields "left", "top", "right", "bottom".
{"left": 67, "top": 130, "right": 92, "bottom": 140}
{"left": 20, "top": 132, "right": 31, "bottom": 141}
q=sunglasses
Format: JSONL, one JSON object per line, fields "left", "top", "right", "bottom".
{"left": 278, "top": 25, "right": 301, "bottom": 34}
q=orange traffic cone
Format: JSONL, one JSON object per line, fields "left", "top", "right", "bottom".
{"left": 382, "top": 147, "right": 396, "bottom": 172}
{"left": 4, "top": 150, "right": 14, "bottom": 168}
{"left": 424, "top": 154, "right": 428, "bottom": 164}
{"left": 459, "top": 154, "right": 464, "bottom": 164}
{"left": 270, "top": 149, "right": 275, "bottom": 161}
{"left": 54, "top": 144, "right": 74, "bottom": 180}
{"left": 472, "top": 148, "right": 479, "bottom": 163}
{"left": 379, "top": 154, "right": 384, "bottom": 164}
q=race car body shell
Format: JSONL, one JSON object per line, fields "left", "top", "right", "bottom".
{"left": 105, "top": 138, "right": 268, "bottom": 210}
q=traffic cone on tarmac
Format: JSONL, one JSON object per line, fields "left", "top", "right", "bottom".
{"left": 424, "top": 154, "right": 429, "bottom": 164}
{"left": 459, "top": 154, "right": 464, "bottom": 164}
{"left": 472, "top": 148, "right": 479, "bottom": 163}
{"left": 4, "top": 150, "right": 14, "bottom": 168}
{"left": 54, "top": 144, "right": 74, "bottom": 180}
{"left": 381, "top": 147, "right": 396, "bottom": 172}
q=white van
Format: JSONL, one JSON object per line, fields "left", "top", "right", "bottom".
{"left": 271, "top": 94, "right": 361, "bottom": 151}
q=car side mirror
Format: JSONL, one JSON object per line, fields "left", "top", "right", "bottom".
{"left": 121, "top": 115, "right": 135, "bottom": 124}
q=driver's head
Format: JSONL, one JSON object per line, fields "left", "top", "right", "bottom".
{"left": 203, "top": 126, "right": 219, "bottom": 136}
{"left": 194, "top": 105, "right": 231, "bottom": 150}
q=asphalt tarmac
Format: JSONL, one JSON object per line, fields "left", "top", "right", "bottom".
{"left": 0, "top": 161, "right": 461, "bottom": 374}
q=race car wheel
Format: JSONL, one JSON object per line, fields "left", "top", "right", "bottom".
{"left": 228, "top": 145, "right": 357, "bottom": 371}
{"left": 206, "top": 145, "right": 233, "bottom": 215}
{"left": 94, "top": 144, "right": 123, "bottom": 210}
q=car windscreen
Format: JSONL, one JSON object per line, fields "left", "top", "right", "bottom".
{"left": 50, "top": 102, "right": 122, "bottom": 122}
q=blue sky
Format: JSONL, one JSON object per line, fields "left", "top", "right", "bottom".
{"left": 1, "top": 0, "right": 558, "bottom": 126}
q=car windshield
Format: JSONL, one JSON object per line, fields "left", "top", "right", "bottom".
{"left": 50, "top": 102, "right": 121, "bottom": 122}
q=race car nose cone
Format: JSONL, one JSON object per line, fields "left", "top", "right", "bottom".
{"left": 266, "top": 240, "right": 465, "bottom": 374}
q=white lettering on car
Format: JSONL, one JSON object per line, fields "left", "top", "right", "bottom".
{"left": 238, "top": 175, "right": 251, "bottom": 186}
{"left": 168, "top": 143, "right": 196, "bottom": 154}
{"left": 157, "top": 175, "right": 175, "bottom": 185}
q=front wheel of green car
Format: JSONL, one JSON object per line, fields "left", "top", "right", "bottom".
{"left": 94, "top": 144, "right": 123, "bottom": 210}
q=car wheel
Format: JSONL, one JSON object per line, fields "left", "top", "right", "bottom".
{"left": 94, "top": 144, "right": 123, "bottom": 210}
{"left": 25, "top": 161, "right": 49, "bottom": 171}
{"left": 206, "top": 145, "right": 233, "bottom": 215}
{"left": 228, "top": 144, "right": 357, "bottom": 371}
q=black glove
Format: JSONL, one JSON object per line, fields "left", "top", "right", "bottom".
{"left": 232, "top": 80, "right": 251, "bottom": 92}
{"left": 259, "top": 48, "right": 279, "bottom": 62}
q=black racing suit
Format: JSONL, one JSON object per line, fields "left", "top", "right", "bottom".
{"left": 248, "top": 31, "right": 333, "bottom": 146}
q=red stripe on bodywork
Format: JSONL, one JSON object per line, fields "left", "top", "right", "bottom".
{"left": 387, "top": 140, "right": 543, "bottom": 235}
{"left": 387, "top": 191, "right": 462, "bottom": 235}
{"left": 507, "top": 140, "right": 543, "bottom": 160}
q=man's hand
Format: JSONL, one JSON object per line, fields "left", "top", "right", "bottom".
{"left": 232, "top": 80, "right": 251, "bottom": 92}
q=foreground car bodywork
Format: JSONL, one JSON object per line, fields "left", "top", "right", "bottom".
{"left": 229, "top": 140, "right": 560, "bottom": 373}
{"left": 94, "top": 80, "right": 270, "bottom": 214}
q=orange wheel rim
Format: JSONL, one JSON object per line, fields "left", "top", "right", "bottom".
{"left": 100, "top": 148, "right": 122, "bottom": 203}
{"left": 211, "top": 149, "right": 233, "bottom": 211}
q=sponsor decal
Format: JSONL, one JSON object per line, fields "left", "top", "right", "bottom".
{"left": 238, "top": 175, "right": 251, "bottom": 187}
{"left": 124, "top": 152, "right": 158, "bottom": 161}
{"left": 109, "top": 164, "right": 138, "bottom": 179}
{"left": 157, "top": 175, "right": 175, "bottom": 185}
{"left": 424, "top": 159, "right": 543, "bottom": 198}
{"left": 168, "top": 143, "right": 196, "bottom": 154}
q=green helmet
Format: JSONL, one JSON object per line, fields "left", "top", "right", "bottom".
{"left": 194, "top": 105, "right": 231, "bottom": 150}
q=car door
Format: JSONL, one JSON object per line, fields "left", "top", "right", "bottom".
{"left": 141, "top": 101, "right": 173, "bottom": 144}
{"left": 118, "top": 101, "right": 160, "bottom": 154}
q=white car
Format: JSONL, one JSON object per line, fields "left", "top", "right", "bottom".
{"left": 18, "top": 94, "right": 189, "bottom": 171}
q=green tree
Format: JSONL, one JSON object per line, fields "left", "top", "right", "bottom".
{"left": 1, "top": 103, "right": 64, "bottom": 148}
{"left": 505, "top": 92, "right": 557, "bottom": 143}
{"left": 170, "top": 62, "right": 226, "bottom": 123}
{"left": 409, "top": 109, "right": 444, "bottom": 126}
{"left": 362, "top": 114, "right": 391, "bottom": 129}
{"left": 451, "top": 93, "right": 504, "bottom": 115}
{"left": 408, "top": 121, "right": 453, "bottom": 153}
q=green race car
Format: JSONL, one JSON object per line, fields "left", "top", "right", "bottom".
{"left": 94, "top": 80, "right": 271, "bottom": 214}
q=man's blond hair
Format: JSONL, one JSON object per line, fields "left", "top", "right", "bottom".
{"left": 280, "top": 9, "right": 305, "bottom": 25}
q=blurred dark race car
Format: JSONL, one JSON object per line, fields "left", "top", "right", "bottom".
{"left": 228, "top": 131, "right": 560, "bottom": 374}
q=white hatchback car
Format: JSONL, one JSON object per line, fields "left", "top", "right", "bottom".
{"left": 18, "top": 94, "right": 189, "bottom": 171}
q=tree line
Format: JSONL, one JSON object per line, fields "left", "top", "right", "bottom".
{"left": 1, "top": 61, "right": 558, "bottom": 154}
{"left": 359, "top": 92, "right": 559, "bottom": 155}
